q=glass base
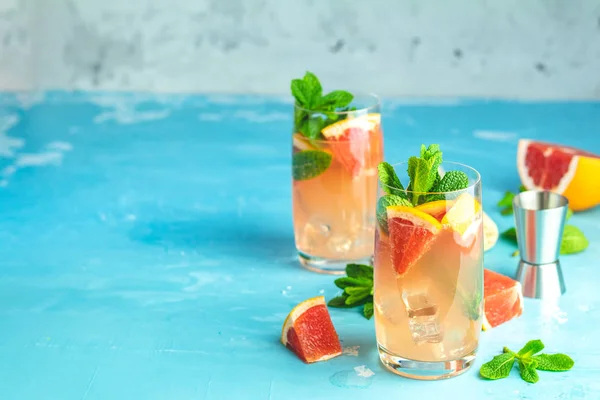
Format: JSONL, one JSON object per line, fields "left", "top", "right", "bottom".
{"left": 378, "top": 345, "right": 476, "bottom": 381}
{"left": 298, "top": 251, "right": 373, "bottom": 275}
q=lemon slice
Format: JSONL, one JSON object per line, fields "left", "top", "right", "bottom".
{"left": 441, "top": 193, "right": 482, "bottom": 235}
{"left": 483, "top": 211, "right": 499, "bottom": 252}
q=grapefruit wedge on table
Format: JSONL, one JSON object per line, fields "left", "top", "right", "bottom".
{"left": 386, "top": 206, "right": 442, "bottom": 276}
{"left": 482, "top": 269, "right": 524, "bottom": 330}
{"left": 321, "top": 113, "right": 383, "bottom": 176}
{"left": 517, "top": 139, "right": 600, "bottom": 211}
{"left": 281, "top": 296, "right": 342, "bottom": 363}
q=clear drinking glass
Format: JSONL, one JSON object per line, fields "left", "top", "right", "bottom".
{"left": 373, "top": 161, "right": 483, "bottom": 380}
{"left": 291, "top": 95, "right": 383, "bottom": 274}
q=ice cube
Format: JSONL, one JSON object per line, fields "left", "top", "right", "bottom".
{"left": 327, "top": 234, "right": 352, "bottom": 254}
{"left": 301, "top": 217, "right": 331, "bottom": 249}
{"left": 402, "top": 292, "right": 444, "bottom": 344}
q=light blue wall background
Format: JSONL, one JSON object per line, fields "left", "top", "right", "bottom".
{"left": 1, "top": 0, "right": 599, "bottom": 99}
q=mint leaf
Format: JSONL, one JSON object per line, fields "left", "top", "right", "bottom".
{"left": 345, "top": 264, "right": 374, "bottom": 280}
{"left": 334, "top": 277, "right": 371, "bottom": 289}
{"left": 566, "top": 208, "right": 573, "bottom": 221}
{"left": 518, "top": 339, "right": 544, "bottom": 358}
{"left": 480, "top": 352, "right": 516, "bottom": 380}
{"left": 560, "top": 225, "right": 589, "bottom": 254}
{"left": 291, "top": 79, "right": 310, "bottom": 106}
{"left": 500, "top": 207, "right": 514, "bottom": 216}
{"left": 532, "top": 354, "right": 574, "bottom": 371}
{"left": 407, "top": 144, "right": 443, "bottom": 205}
{"left": 436, "top": 170, "right": 469, "bottom": 193}
{"left": 302, "top": 71, "right": 322, "bottom": 107}
{"left": 377, "top": 162, "right": 406, "bottom": 197}
{"left": 501, "top": 227, "right": 517, "bottom": 243}
{"left": 363, "top": 302, "right": 374, "bottom": 319}
{"left": 345, "top": 286, "right": 370, "bottom": 297}
{"left": 320, "top": 90, "right": 353, "bottom": 109}
{"left": 345, "top": 294, "right": 371, "bottom": 307}
{"left": 497, "top": 191, "right": 516, "bottom": 208}
{"left": 519, "top": 185, "right": 527, "bottom": 192}
{"left": 328, "top": 295, "right": 354, "bottom": 308}
{"left": 420, "top": 144, "right": 441, "bottom": 159}
{"left": 292, "top": 150, "right": 332, "bottom": 180}
{"left": 306, "top": 116, "right": 325, "bottom": 139}
{"left": 376, "top": 194, "right": 412, "bottom": 233}
{"left": 518, "top": 358, "right": 540, "bottom": 384}
{"left": 329, "top": 263, "right": 373, "bottom": 319}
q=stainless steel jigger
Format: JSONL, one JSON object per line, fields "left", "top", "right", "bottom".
{"left": 513, "top": 190, "right": 569, "bottom": 299}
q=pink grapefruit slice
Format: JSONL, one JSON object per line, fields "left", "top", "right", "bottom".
{"left": 321, "top": 113, "right": 382, "bottom": 176}
{"left": 482, "top": 269, "right": 524, "bottom": 330}
{"left": 386, "top": 206, "right": 442, "bottom": 276}
{"left": 517, "top": 139, "right": 600, "bottom": 211}
{"left": 281, "top": 296, "right": 342, "bottom": 363}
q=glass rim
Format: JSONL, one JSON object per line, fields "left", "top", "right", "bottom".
{"left": 380, "top": 160, "right": 481, "bottom": 195}
{"left": 293, "top": 93, "right": 381, "bottom": 114}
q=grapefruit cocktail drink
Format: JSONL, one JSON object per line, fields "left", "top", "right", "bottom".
{"left": 290, "top": 72, "right": 383, "bottom": 274}
{"left": 374, "top": 145, "right": 483, "bottom": 380}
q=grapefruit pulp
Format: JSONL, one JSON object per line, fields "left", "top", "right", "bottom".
{"left": 321, "top": 113, "right": 382, "bottom": 176}
{"left": 517, "top": 139, "right": 600, "bottom": 211}
{"left": 281, "top": 296, "right": 342, "bottom": 363}
{"left": 482, "top": 269, "right": 524, "bottom": 330}
{"left": 386, "top": 206, "right": 442, "bottom": 276}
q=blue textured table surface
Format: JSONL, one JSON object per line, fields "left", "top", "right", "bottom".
{"left": 0, "top": 93, "right": 599, "bottom": 399}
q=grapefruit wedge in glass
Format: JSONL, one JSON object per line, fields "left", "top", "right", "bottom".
{"left": 281, "top": 296, "right": 342, "bottom": 363}
{"left": 321, "top": 113, "right": 383, "bottom": 176}
{"left": 517, "top": 139, "right": 600, "bottom": 211}
{"left": 386, "top": 206, "right": 442, "bottom": 276}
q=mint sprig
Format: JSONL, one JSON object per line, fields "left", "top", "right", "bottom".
{"left": 480, "top": 340, "right": 574, "bottom": 384}
{"left": 291, "top": 71, "right": 354, "bottom": 140}
{"left": 375, "top": 144, "right": 471, "bottom": 230}
{"left": 328, "top": 263, "right": 374, "bottom": 319}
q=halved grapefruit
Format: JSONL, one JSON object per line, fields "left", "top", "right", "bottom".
{"left": 386, "top": 206, "right": 442, "bottom": 276}
{"left": 281, "top": 296, "right": 342, "bottom": 363}
{"left": 517, "top": 139, "right": 600, "bottom": 211}
{"left": 482, "top": 269, "right": 524, "bottom": 330}
{"left": 321, "top": 113, "right": 383, "bottom": 176}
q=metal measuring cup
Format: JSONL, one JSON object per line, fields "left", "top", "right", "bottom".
{"left": 513, "top": 190, "right": 569, "bottom": 299}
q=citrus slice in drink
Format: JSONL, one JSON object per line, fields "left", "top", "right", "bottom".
{"left": 281, "top": 296, "right": 342, "bottom": 363}
{"left": 321, "top": 113, "right": 382, "bottom": 176}
{"left": 386, "top": 206, "right": 442, "bottom": 276}
{"left": 482, "top": 212, "right": 499, "bottom": 252}
{"left": 293, "top": 133, "right": 316, "bottom": 151}
{"left": 482, "top": 269, "right": 524, "bottom": 330}
{"left": 441, "top": 193, "right": 482, "bottom": 248}
{"left": 415, "top": 199, "right": 453, "bottom": 222}
{"left": 517, "top": 139, "right": 600, "bottom": 211}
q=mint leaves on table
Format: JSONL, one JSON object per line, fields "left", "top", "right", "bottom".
{"left": 292, "top": 150, "right": 333, "bottom": 181}
{"left": 560, "top": 225, "right": 589, "bottom": 254}
{"left": 480, "top": 340, "right": 574, "bottom": 384}
{"left": 497, "top": 186, "right": 527, "bottom": 215}
{"left": 375, "top": 144, "right": 470, "bottom": 231}
{"left": 328, "top": 263, "right": 374, "bottom": 319}
{"left": 498, "top": 192, "right": 588, "bottom": 256}
{"left": 291, "top": 71, "right": 355, "bottom": 140}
